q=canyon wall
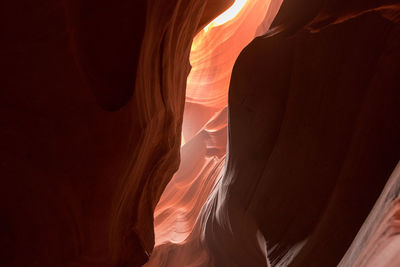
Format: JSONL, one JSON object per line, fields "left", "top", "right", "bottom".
{"left": 2, "top": 0, "right": 400, "bottom": 266}
{"left": 340, "top": 162, "right": 400, "bottom": 267}
{"left": 1, "top": 0, "right": 232, "bottom": 265}
{"left": 148, "top": 1, "right": 400, "bottom": 266}
{"left": 220, "top": 1, "right": 400, "bottom": 266}
{"left": 151, "top": 0, "right": 279, "bottom": 251}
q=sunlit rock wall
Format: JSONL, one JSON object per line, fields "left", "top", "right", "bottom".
{"left": 340, "top": 162, "right": 400, "bottom": 267}
{"left": 149, "top": 1, "right": 400, "bottom": 266}
{"left": 147, "top": 0, "right": 282, "bottom": 266}
{"left": 152, "top": 0, "right": 277, "bottom": 247}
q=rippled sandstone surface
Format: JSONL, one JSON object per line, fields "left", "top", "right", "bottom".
{"left": 150, "top": 0, "right": 400, "bottom": 266}
{"left": 1, "top": 0, "right": 233, "bottom": 265}
{"left": 2, "top": 0, "right": 400, "bottom": 266}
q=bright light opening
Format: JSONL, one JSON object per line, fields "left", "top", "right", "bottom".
{"left": 204, "top": 0, "right": 248, "bottom": 32}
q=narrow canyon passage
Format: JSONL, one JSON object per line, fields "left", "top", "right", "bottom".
{"left": 148, "top": 1, "right": 400, "bottom": 266}
{"left": 148, "top": 0, "right": 282, "bottom": 265}
{"left": 3, "top": 0, "right": 400, "bottom": 266}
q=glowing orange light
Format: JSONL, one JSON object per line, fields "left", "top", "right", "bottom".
{"left": 204, "top": 0, "right": 248, "bottom": 32}
{"left": 148, "top": 1, "right": 280, "bottom": 262}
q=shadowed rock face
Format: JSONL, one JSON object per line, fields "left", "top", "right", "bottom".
{"left": 1, "top": 1, "right": 147, "bottom": 265}
{"left": 1, "top": 0, "right": 232, "bottom": 266}
{"left": 225, "top": 1, "right": 400, "bottom": 266}
{"left": 142, "top": 0, "right": 400, "bottom": 266}
{"left": 144, "top": 1, "right": 400, "bottom": 266}
{"left": 2, "top": 0, "right": 400, "bottom": 266}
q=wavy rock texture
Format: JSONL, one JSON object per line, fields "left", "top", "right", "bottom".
{"left": 148, "top": 0, "right": 283, "bottom": 266}
{"left": 2, "top": 0, "right": 400, "bottom": 266}
{"left": 1, "top": 0, "right": 233, "bottom": 266}
{"left": 222, "top": 1, "right": 400, "bottom": 266}
{"left": 152, "top": 0, "right": 281, "bottom": 247}
{"left": 150, "top": 1, "right": 400, "bottom": 266}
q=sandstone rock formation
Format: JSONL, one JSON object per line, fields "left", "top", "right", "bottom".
{"left": 226, "top": 3, "right": 400, "bottom": 265}
{"left": 2, "top": 0, "right": 400, "bottom": 266}
{"left": 1, "top": 0, "right": 232, "bottom": 265}
{"left": 150, "top": 0, "right": 400, "bottom": 266}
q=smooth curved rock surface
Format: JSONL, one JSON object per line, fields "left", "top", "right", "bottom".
{"left": 1, "top": 0, "right": 232, "bottom": 265}
{"left": 152, "top": 0, "right": 278, "bottom": 248}
{"left": 340, "top": 162, "right": 400, "bottom": 267}
{"left": 208, "top": 2, "right": 400, "bottom": 266}
{"left": 2, "top": 0, "right": 400, "bottom": 266}
{"left": 147, "top": 0, "right": 282, "bottom": 266}
{"left": 148, "top": 1, "right": 400, "bottom": 267}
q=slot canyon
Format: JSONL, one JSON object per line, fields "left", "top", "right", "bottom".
{"left": 1, "top": 0, "right": 400, "bottom": 266}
